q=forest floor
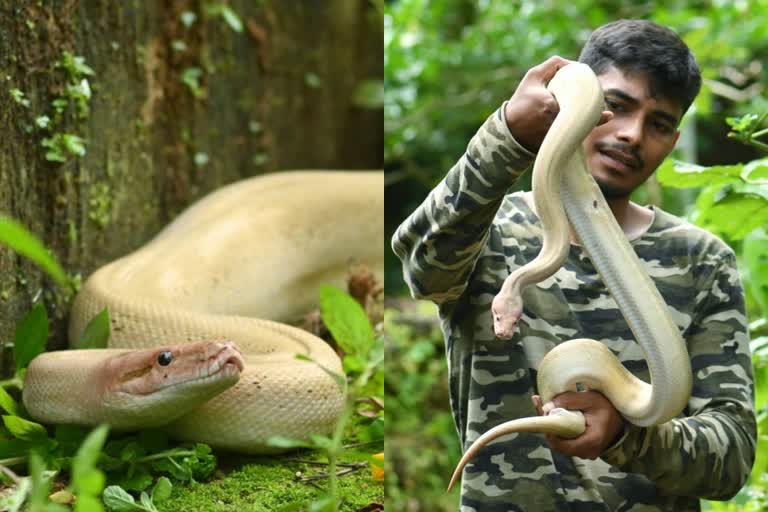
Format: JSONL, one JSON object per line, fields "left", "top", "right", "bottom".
{"left": 157, "top": 447, "right": 383, "bottom": 512}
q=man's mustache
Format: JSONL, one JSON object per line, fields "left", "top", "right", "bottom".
{"left": 594, "top": 142, "right": 644, "bottom": 170}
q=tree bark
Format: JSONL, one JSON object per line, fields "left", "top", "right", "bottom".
{"left": 0, "top": 0, "right": 383, "bottom": 349}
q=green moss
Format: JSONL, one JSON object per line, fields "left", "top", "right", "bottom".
{"left": 157, "top": 415, "right": 383, "bottom": 511}
{"left": 157, "top": 450, "right": 383, "bottom": 511}
{"left": 88, "top": 183, "right": 112, "bottom": 228}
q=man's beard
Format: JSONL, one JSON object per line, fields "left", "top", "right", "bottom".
{"left": 593, "top": 174, "right": 631, "bottom": 200}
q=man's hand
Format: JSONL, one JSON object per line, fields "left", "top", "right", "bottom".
{"left": 532, "top": 390, "right": 625, "bottom": 460}
{"left": 505, "top": 56, "right": 613, "bottom": 153}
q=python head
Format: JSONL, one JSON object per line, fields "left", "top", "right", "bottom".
{"left": 23, "top": 340, "right": 245, "bottom": 430}
{"left": 101, "top": 340, "right": 245, "bottom": 428}
{"left": 491, "top": 293, "right": 523, "bottom": 340}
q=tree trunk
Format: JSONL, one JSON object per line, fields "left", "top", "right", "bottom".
{"left": 0, "top": 0, "right": 383, "bottom": 350}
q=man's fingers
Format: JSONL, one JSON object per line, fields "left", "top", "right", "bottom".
{"left": 551, "top": 390, "right": 604, "bottom": 411}
{"left": 526, "top": 55, "right": 575, "bottom": 83}
{"left": 531, "top": 395, "right": 544, "bottom": 416}
{"left": 597, "top": 110, "right": 614, "bottom": 126}
{"left": 545, "top": 431, "right": 601, "bottom": 459}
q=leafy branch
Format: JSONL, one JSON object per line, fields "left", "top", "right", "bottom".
{"left": 727, "top": 112, "right": 768, "bottom": 153}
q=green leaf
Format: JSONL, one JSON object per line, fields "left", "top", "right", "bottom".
{"left": 656, "top": 159, "right": 743, "bottom": 188}
{"left": 361, "top": 416, "right": 385, "bottom": 443}
{"left": 10, "top": 88, "right": 30, "bottom": 107}
{"left": 0, "top": 438, "right": 34, "bottom": 458}
{"left": 147, "top": 445, "right": 216, "bottom": 483}
{"left": 58, "top": 52, "right": 95, "bottom": 78}
{"left": 309, "top": 495, "right": 339, "bottom": 512}
{"left": 726, "top": 113, "right": 759, "bottom": 134}
{"left": 308, "top": 434, "right": 334, "bottom": 450}
{"left": 77, "top": 468, "right": 106, "bottom": 495}
{"left": 13, "top": 302, "right": 49, "bottom": 371}
{"left": 181, "top": 67, "right": 205, "bottom": 98}
{"left": 151, "top": 477, "right": 172, "bottom": 503}
{"left": 0, "top": 386, "right": 19, "bottom": 416}
{"left": 35, "top": 115, "right": 50, "bottom": 129}
{"left": 119, "top": 440, "right": 144, "bottom": 461}
{"left": 151, "top": 457, "right": 192, "bottom": 482}
{"left": 751, "top": 336, "right": 768, "bottom": 361}
{"left": 78, "top": 308, "right": 111, "bottom": 349}
{"left": 75, "top": 493, "right": 104, "bottom": 512}
{"left": 265, "top": 436, "right": 317, "bottom": 449}
{"left": 742, "top": 158, "right": 768, "bottom": 184}
{"left": 744, "top": 228, "right": 768, "bottom": 314}
{"left": 102, "top": 486, "right": 137, "bottom": 511}
{"left": 0, "top": 215, "right": 70, "bottom": 289}
{"left": 138, "top": 492, "right": 155, "bottom": 511}
{"left": 220, "top": 6, "right": 243, "bottom": 33}
{"left": 3, "top": 415, "right": 48, "bottom": 441}
{"left": 28, "top": 453, "right": 52, "bottom": 509}
{"left": 180, "top": 11, "right": 196, "bottom": 28}
{"left": 63, "top": 134, "right": 87, "bottom": 156}
{"left": 342, "top": 354, "right": 365, "bottom": 374}
{"left": 117, "top": 467, "right": 153, "bottom": 492}
{"left": 319, "top": 284, "right": 374, "bottom": 357}
{"left": 72, "top": 424, "right": 109, "bottom": 487}
{"left": 694, "top": 185, "right": 768, "bottom": 240}
{"left": 193, "top": 442, "right": 212, "bottom": 457}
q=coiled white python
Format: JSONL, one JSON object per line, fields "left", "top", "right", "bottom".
{"left": 22, "top": 170, "right": 384, "bottom": 453}
{"left": 448, "top": 64, "right": 692, "bottom": 490}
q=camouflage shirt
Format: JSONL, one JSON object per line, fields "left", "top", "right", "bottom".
{"left": 391, "top": 104, "right": 756, "bottom": 511}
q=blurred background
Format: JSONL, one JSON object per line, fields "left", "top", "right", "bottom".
{"left": 384, "top": 1, "right": 768, "bottom": 510}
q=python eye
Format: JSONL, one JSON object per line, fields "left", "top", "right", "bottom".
{"left": 157, "top": 351, "right": 173, "bottom": 366}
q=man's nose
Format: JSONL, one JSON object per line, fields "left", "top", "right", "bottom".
{"left": 615, "top": 115, "right": 644, "bottom": 146}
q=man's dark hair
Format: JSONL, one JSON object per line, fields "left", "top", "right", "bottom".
{"left": 578, "top": 19, "right": 702, "bottom": 116}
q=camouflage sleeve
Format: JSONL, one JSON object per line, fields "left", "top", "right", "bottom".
{"left": 391, "top": 103, "right": 534, "bottom": 304}
{"left": 602, "top": 250, "right": 756, "bottom": 499}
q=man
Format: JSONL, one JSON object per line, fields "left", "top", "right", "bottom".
{"left": 392, "top": 19, "right": 756, "bottom": 511}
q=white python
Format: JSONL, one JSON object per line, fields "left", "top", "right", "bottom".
{"left": 448, "top": 64, "right": 692, "bottom": 490}
{"left": 22, "top": 170, "right": 384, "bottom": 453}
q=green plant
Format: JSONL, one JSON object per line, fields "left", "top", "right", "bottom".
{"left": 10, "top": 88, "right": 31, "bottom": 108}
{"left": 41, "top": 133, "right": 87, "bottom": 163}
{"left": 103, "top": 477, "right": 172, "bottom": 512}
{"left": 31, "top": 51, "right": 96, "bottom": 163}
{"left": 0, "top": 215, "right": 72, "bottom": 291}
{"left": 384, "top": 304, "right": 462, "bottom": 511}
{"left": 203, "top": 2, "right": 243, "bottom": 33}
{"left": 269, "top": 285, "right": 385, "bottom": 511}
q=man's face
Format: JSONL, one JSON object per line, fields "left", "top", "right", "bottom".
{"left": 582, "top": 66, "right": 682, "bottom": 200}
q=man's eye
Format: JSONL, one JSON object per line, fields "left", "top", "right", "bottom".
{"left": 605, "top": 100, "right": 623, "bottom": 112}
{"left": 654, "top": 121, "right": 674, "bottom": 134}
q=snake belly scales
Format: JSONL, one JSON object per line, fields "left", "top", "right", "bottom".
{"left": 22, "top": 170, "right": 384, "bottom": 453}
{"left": 448, "top": 64, "right": 692, "bottom": 490}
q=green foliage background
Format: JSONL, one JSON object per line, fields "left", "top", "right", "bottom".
{"left": 384, "top": 1, "right": 768, "bottom": 510}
